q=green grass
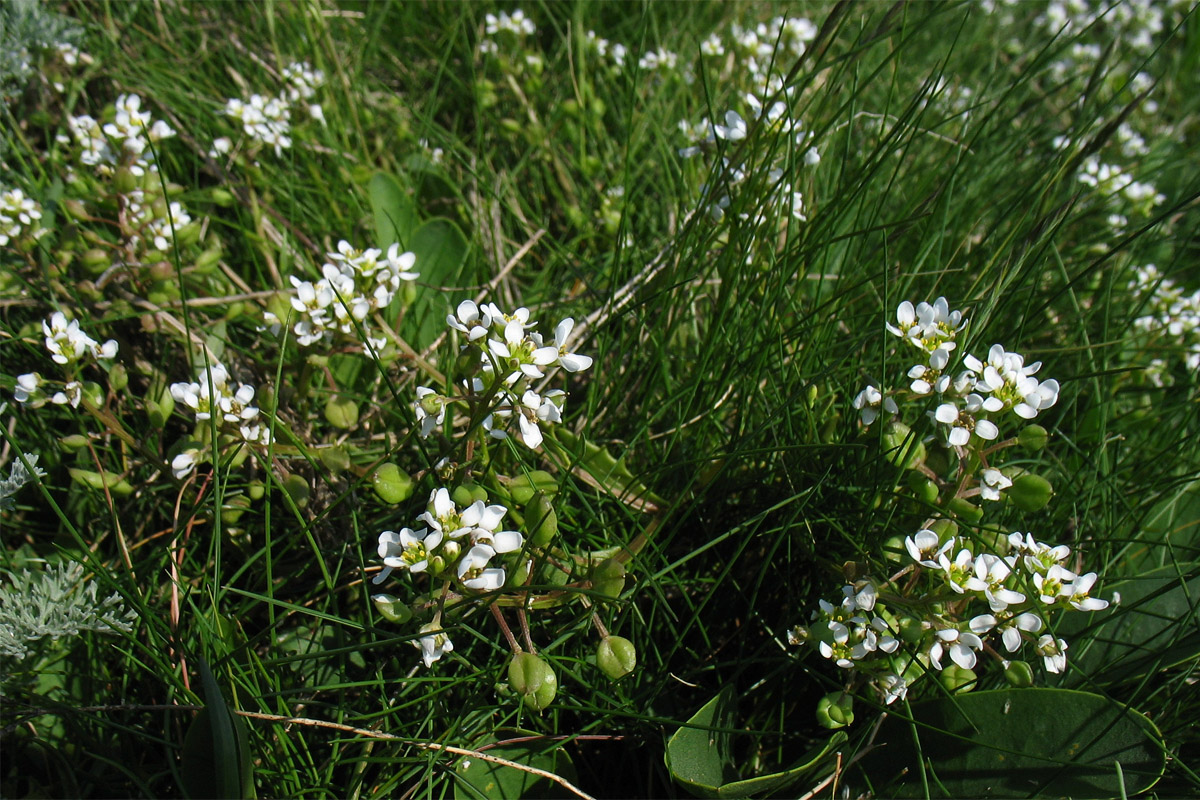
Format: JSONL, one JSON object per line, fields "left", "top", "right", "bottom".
{"left": 2, "top": 1, "right": 1199, "bottom": 798}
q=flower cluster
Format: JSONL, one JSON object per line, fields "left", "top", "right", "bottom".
{"left": 267, "top": 240, "right": 418, "bottom": 350}
{"left": 60, "top": 93, "right": 177, "bottom": 177}
{"left": 1128, "top": 264, "right": 1200, "bottom": 380}
{"left": 169, "top": 363, "right": 272, "bottom": 477}
{"left": 372, "top": 488, "right": 527, "bottom": 667}
{"left": 1, "top": 188, "right": 46, "bottom": 248}
{"left": 14, "top": 312, "right": 119, "bottom": 409}
{"left": 422, "top": 301, "right": 592, "bottom": 448}
{"left": 218, "top": 61, "right": 325, "bottom": 158}
{"left": 859, "top": 298, "right": 1060, "bottom": 449}
{"left": 792, "top": 529, "right": 1109, "bottom": 705}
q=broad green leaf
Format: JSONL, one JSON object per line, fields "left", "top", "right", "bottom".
{"left": 665, "top": 685, "right": 738, "bottom": 797}
{"left": 180, "top": 659, "right": 255, "bottom": 799}
{"left": 402, "top": 218, "right": 468, "bottom": 349}
{"left": 1121, "top": 480, "right": 1200, "bottom": 573}
{"left": 1061, "top": 565, "right": 1200, "bottom": 686}
{"left": 553, "top": 430, "right": 665, "bottom": 513}
{"left": 862, "top": 688, "right": 1164, "bottom": 798}
{"left": 369, "top": 172, "right": 417, "bottom": 250}
{"left": 453, "top": 730, "right": 576, "bottom": 799}
{"left": 666, "top": 685, "right": 845, "bottom": 798}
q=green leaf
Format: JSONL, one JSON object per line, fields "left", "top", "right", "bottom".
{"left": 1122, "top": 480, "right": 1200, "bottom": 573}
{"left": 402, "top": 217, "right": 468, "bottom": 349}
{"left": 180, "top": 659, "right": 255, "bottom": 799}
{"left": 862, "top": 688, "right": 1165, "bottom": 798}
{"left": 1060, "top": 565, "right": 1200, "bottom": 686}
{"left": 368, "top": 172, "right": 417, "bottom": 249}
{"left": 665, "top": 686, "right": 845, "bottom": 798}
{"left": 453, "top": 730, "right": 576, "bottom": 799}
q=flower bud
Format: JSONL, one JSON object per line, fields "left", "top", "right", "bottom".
{"left": 591, "top": 558, "right": 626, "bottom": 600}
{"left": 1004, "top": 660, "right": 1035, "bottom": 688}
{"left": 940, "top": 664, "right": 977, "bottom": 694}
{"left": 372, "top": 463, "right": 414, "bottom": 505}
{"left": 324, "top": 393, "right": 360, "bottom": 429}
{"left": 882, "top": 421, "right": 926, "bottom": 470}
{"left": 372, "top": 594, "right": 413, "bottom": 624}
{"left": 508, "top": 653, "right": 557, "bottom": 711}
{"left": 1018, "top": 424, "right": 1049, "bottom": 452}
{"left": 596, "top": 636, "right": 637, "bottom": 680}
{"left": 528, "top": 493, "right": 558, "bottom": 547}
{"left": 1009, "top": 474, "right": 1053, "bottom": 512}
{"left": 816, "top": 692, "right": 854, "bottom": 729}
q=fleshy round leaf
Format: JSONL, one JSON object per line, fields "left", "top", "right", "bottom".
{"left": 862, "top": 688, "right": 1164, "bottom": 797}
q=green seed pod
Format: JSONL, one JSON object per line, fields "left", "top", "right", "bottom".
{"left": 899, "top": 617, "right": 926, "bottom": 645}
{"left": 68, "top": 468, "right": 134, "bottom": 497}
{"left": 947, "top": 497, "right": 983, "bottom": 524}
{"left": 318, "top": 444, "right": 351, "bottom": 474}
{"left": 114, "top": 167, "right": 138, "bottom": 194}
{"left": 372, "top": 594, "right": 413, "bottom": 624}
{"left": 81, "top": 248, "right": 110, "bottom": 276}
{"left": 1009, "top": 474, "right": 1053, "bottom": 512}
{"left": 906, "top": 471, "right": 940, "bottom": 504}
{"left": 451, "top": 484, "right": 477, "bottom": 507}
{"left": 194, "top": 244, "right": 222, "bottom": 273}
{"left": 596, "top": 636, "right": 636, "bottom": 680}
{"left": 508, "top": 653, "right": 557, "bottom": 712}
{"left": 528, "top": 493, "right": 558, "bottom": 547}
{"left": 60, "top": 434, "right": 90, "bottom": 451}
{"left": 1018, "top": 424, "right": 1049, "bottom": 453}
{"left": 63, "top": 198, "right": 89, "bottom": 221}
{"left": 816, "top": 692, "right": 854, "bottom": 729}
{"left": 509, "top": 470, "right": 558, "bottom": 506}
{"left": 108, "top": 362, "right": 129, "bottom": 392}
{"left": 591, "top": 558, "right": 626, "bottom": 600}
{"left": 882, "top": 535, "right": 907, "bottom": 563}
{"left": 324, "top": 393, "right": 360, "bottom": 429}
{"left": 940, "top": 664, "right": 977, "bottom": 694}
{"left": 248, "top": 480, "right": 266, "bottom": 501}
{"left": 1004, "top": 660, "right": 1035, "bottom": 688}
{"left": 372, "top": 463, "right": 414, "bottom": 505}
{"left": 281, "top": 474, "right": 309, "bottom": 509}
{"left": 882, "top": 421, "right": 926, "bottom": 470}
{"left": 221, "top": 495, "right": 251, "bottom": 525}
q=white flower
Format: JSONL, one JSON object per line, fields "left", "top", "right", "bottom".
{"left": 385, "top": 244, "right": 419, "bottom": 280}
{"left": 1035, "top": 634, "right": 1068, "bottom": 674}
{"left": 713, "top": 110, "right": 747, "bottom": 141}
{"left": 413, "top": 623, "right": 454, "bottom": 668}
{"left": 457, "top": 543, "right": 506, "bottom": 591}
{"left": 852, "top": 384, "right": 897, "bottom": 425}
{"left": 929, "top": 628, "right": 984, "bottom": 670}
{"left": 414, "top": 387, "right": 446, "bottom": 438}
{"left": 552, "top": 318, "right": 593, "bottom": 372}
{"left": 905, "top": 529, "right": 950, "bottom": 568}
{"left": 1064, "top": 572, "right": 1109, "bottom": 611}
{"left": 447, "top": 299, "right": 491, "bottom": 341}
{"left": 980, "top": 468, "right": 1012, "bottom": 501}
{"left": 378, "top": 527, "right": 444, "bottom": 576}
{"left": 13, "top": 373, "right": 44, "bottom": 407}
{"left": 172, "top": 449, "right": 200, "bottom": 479}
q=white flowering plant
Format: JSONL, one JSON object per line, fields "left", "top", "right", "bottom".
{"left": 3, "top": 2, "right": 1199, "bottom": 798}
